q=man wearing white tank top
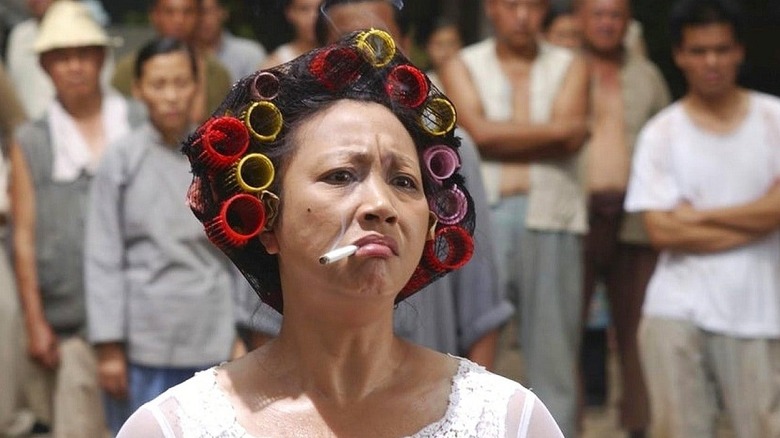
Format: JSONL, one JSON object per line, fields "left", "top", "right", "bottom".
{"left": 625, "top": 1, "right": 780, "bottom": 436}
{"left": 441, "top": 1, "right": 589, "bottom": 436}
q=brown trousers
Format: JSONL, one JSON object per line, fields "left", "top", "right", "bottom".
{"left": 582, "top": 191, "right": 657, "bottom": 432}
{"left": 23, "top": 336, "right": 107, "bottom": 438}
{"left": 640, "top": 317, "right": 780, "bottom": 438}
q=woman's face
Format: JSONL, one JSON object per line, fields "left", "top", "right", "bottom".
{"left": 264, "top": 100, "right": 430, "bottom": 300}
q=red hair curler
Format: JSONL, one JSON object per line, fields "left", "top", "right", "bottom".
{"left": 309, "top": 46, "right": 363, "bottom": 90}
{"left": 385, "top": 64, "right": 429, "bottom": 108}
{"left": 424, "top": 226, "right": 474, "bottom": 272}
{"left": 205, "top": 194, "right": 266, "bottom": 248}
{"left": 197, "top": 116, "right": 250, "bottom": 170}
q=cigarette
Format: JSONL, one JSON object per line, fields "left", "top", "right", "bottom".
{"left": 319, "top": 245, "right": 358, "bottom": 265}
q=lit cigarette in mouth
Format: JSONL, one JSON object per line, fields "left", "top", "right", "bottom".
{"left": 319, "top": 245, "right": 358, "bottom": 265}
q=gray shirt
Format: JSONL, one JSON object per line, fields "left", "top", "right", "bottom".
{"left": 85, "top": 123, "right": 236, "bottom": 367}
{"left": 242, "top": 129, "right": 514, "bottom": 356}
{"left": 216, "top": 31, "right": 267, "bottom": 83}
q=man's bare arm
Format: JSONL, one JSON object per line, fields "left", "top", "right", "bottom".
{"left": 440, "top": 57, "right": 586, "bottom": 161}
{"left": 9, "top": 143, "right": 59, "bottom": 369}
{"left": 643, "top": 209, "right": 764, "bottom": 253}
{"left": 549, "top": 55, "right": 589, "bottom": 139}
{"left": 674, "top": 181, "right": 780, "bottom": 235}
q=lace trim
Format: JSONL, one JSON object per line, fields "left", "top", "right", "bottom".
{"left": 172, "top": 357, "right": 517, "bottom": 437}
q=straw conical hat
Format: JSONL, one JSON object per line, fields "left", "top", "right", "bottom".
{"left": 33, "top": 1, "right": 118, "bottom": 54}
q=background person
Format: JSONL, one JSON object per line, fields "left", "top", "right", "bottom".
{"left": 441, "top": 0, "right": 589, "bottom": 434}
{"left": 415, "top": 16, "right": 463, "bottom": 91}
{"left": 196, "top": 0, "right": 267, "bottom": 83}
{"left": 8, "top": 2, "right": 138, "bottom": 435}
{"left": 6, "top": 0, "right": 116, "bottom": 120}
{"left": 86, "top": 37, "right": 239, "bottom": 434}
{"left": 111, "top": 0, "right": 232, "bottom": 123}
{"left": 625, "top": 0, "right": 780, "bottom": 436}
{"left": 260, "top": 0, "right": 321, "bottom": 68}
{"left": 576, "top": 0, "right": 671, "bottom": 435}
{"left": 543, "top": 3, "right": 582, "bottom": 50}
{"left": 0, "top": 62, "right": 31, "bottom": 437}
{"left": 5, "top": 0, "right": 57, "bottom": 120}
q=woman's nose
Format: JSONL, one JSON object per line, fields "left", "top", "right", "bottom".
{"left": 359, "top": 177, "right": 398, "bottom": 225}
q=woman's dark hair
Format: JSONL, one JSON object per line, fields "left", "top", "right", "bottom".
{"left": 670, "top": 0, "right": 745, "bottom": 47}
{"left": 183, "top": 29, "right": 475, "bottom": 314}
{"left": 134, "top": 37, "right": 198, "bottom": 80}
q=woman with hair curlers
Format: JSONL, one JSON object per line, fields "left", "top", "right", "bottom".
{"left": 84, "top": 37, "right": 243, "bottom": 435}
{"left": 117, "top": 30, "right": 563, "bottom": 437}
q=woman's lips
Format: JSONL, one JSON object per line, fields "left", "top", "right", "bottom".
{"left": 353, "top": 235, "right": 399, "bottom": 258}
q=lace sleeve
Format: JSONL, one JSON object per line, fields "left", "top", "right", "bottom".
{"left": 116, "top": 406, "right": 170, "bottom": 438}
{"left": 504, "top": 387, "right": 564, "bottom": 438}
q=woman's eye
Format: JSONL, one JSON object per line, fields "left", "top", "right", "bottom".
{"left": 392, "top": 175, "right": 418, "bottom": 190}
{"left": 324, "top": 170, "right": 355, "bottom": 184}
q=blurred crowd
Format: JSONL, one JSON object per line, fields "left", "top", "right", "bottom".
{"left": 0, "top": 0, "right": 778, "bottom": 437}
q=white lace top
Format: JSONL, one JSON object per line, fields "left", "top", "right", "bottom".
{"left": 117, "top": 358, "right": 563, "bottom": 437}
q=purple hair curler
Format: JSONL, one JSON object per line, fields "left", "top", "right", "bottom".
{"left": 250, "top": 71, "right": 281, "bottom": 101}
{"left": 429, "top": 185, "right": 467, "bottom": 225}
{"left": 423, "top": 145, "right": 460, "bottom": 183}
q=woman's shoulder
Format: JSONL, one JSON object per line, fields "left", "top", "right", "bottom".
{"left": 118, "top": 366, "right": 245, "bottom": 438}
{"left": 415, "top": 357, "right": 562, "bottom": 438}
{"left": 449, "top": 357, "right": 524, "bottom": 401}
{"left": 411, "top": 357, "right": 519, "bottom": 437}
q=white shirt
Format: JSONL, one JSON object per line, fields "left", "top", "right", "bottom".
{"left": 625, "top": 92, "right": 780, "bottom": 338}
{"left": 117, "top": 358, "right": 563, "bottom": 438}
{"left": 6, "top": 19, "right": 54, "bottom": 120}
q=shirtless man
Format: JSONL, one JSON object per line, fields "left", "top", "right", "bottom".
{"left": 577, "top": 0, "right": 670, "bottom": 435}
{"left": 440, "top": 1, "right": 588, "bottom": 435}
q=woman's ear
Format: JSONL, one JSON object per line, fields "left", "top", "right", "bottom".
{"left": 258, "top": 230, "right": 280, "bottom": 254}
{"left": 427, "top": 211, "right": 438, "bottom": 241}
{"left": 261, "top": 191, "right": 280, "bottom": 231}
{"left": 259, "top": 191, "right": 281, "bottom": 254}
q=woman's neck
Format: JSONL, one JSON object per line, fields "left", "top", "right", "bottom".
{"left": 269, "top": 300, "right": 409, "bottom": 404}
